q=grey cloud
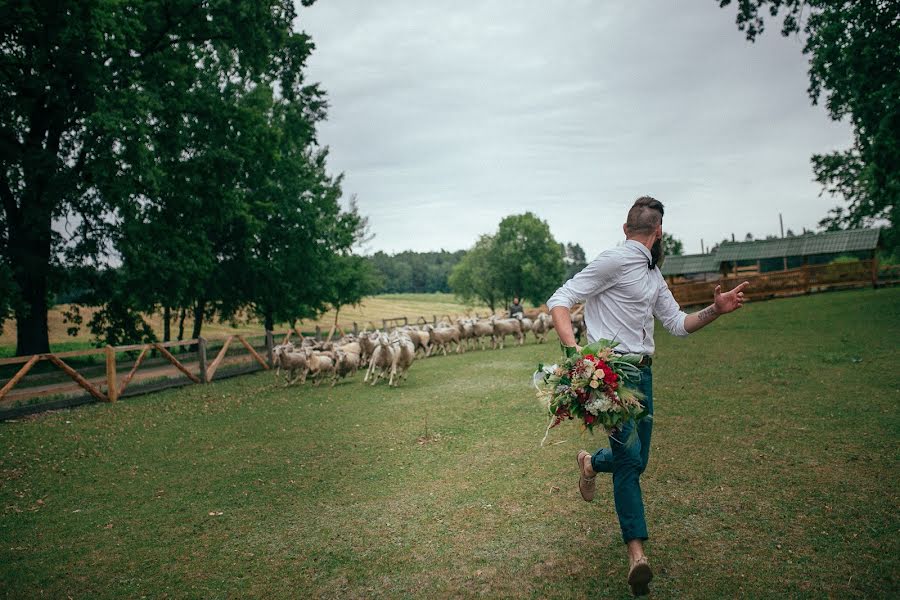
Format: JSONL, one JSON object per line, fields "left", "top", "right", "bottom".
{"left": 299, "top": 1, "right": 852, "bottom": 257}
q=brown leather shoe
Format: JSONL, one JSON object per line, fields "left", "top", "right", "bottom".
{"left": 576, "top": 450, "right": 596, "bottom": 502}
{"left": 628, "top": 556, "right": 653, "bottom": 596}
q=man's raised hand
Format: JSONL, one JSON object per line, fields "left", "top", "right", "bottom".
{"left": 714, "top": 281, "right": 749, "bottom": 315}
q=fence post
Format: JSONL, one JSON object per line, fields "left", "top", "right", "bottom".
{"left": 105, "top": 345, "right": 118, "bottom": 403}
{"left": 353, "top": 322, "right": 358, "bottom": 335}
{"left": 198, "top": 337, "right": 208, "bottom": 383}
{"left": 315, "top": 326, "right": 321, "bottom": 341}
{"left": 265, "top": 331, "right": 274, "bottom": 367}
{"left": 871, "top": 255, "right": 879, "bottom": 288}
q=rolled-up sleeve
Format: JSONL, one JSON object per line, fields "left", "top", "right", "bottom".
{"left": 547, "top": 251, "right": 621, "bottom": 310}
{"left": 653, "top": 275, "right": 689, "bottom": 337}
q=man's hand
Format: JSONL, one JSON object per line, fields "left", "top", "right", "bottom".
{"left": 714, "top": 281, "right": 749, "bottom": 315}
{"left": 684, "top": 281, "right": 750, "bottom": 333}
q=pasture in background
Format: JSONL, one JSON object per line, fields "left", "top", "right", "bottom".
{"left": 1, "top": 287, "right": 897, "bottom": 599}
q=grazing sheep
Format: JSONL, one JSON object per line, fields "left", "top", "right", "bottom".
{"left": 531, "top": 312, "right": 554, "bottom": 343}
{"left": 364, "top": 333, "right": 395, "bottom": 386}
{"left": 424, "top": 324, "right": 462, "bottom": 356}
{"left": 303, "top": 349, "right": 335, "bottom": 387}
{"left": 274, "top": 347, "right": 310, "bottom": 385}
{"left": 490, "top": 317, "right": 523, "bottom": 349}
{"left": 336, "top": 340, "right": 361, "bottom": 357}
{"left": 358, "top": 331, "right": 378, "bottom": 367}
{"left": 388, "top": 334, "right": 416, "bottom": 387}
{"left": 455, "top": 318, "right": 476, "bottom": 351}
{"left": 471, "top": 318, "right": 495, "bottom": 350}
{"left": 272, "top": 342, "right": 295, "bottom": 378}
{"left": 331, "top": 349, "right": 361, "bottom": 386}
{"left": 571, "top": 311, "right": 586, "bottom": 343}
{"left": 515, "top": 314, "right": 534, "bottom": 341}
{"left": 401, "top": 327, "right": 430, "bottom": 358}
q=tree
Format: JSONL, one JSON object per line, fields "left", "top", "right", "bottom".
{"left": 450, "top": 213, "right": 566, "bottom": 311}
{"left": 491, "top": 213, "right": 566, "bottom": 307}
{"left": 662, "top": 233, "right": 684, "bottom": 257}
{"left": 449, "top": 235, "right": 503, "bottom": 313}
{"left": 720, "top": 0, "right": 899, "bottom": 251}
{"left": 323, "top": 254, "right": 380, "bottom": 337}
{"left": 366, "top": 250, "right": 465, "bottom": 294}
{"left": 0, "top": 0, "right": 314, "bottom": 355}
{"left": 563, "top": 242, "right": 588, "bottom": 280}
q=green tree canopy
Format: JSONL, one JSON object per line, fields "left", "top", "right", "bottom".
{"left": 448, "top": 235, "right": 503, "bottom": 313}
{"left": 662, "top": 232, "right": 684, "bottom": 257}
{"left": 449, "top": 213, "right": 566, "bottom": 311}
{"left": 563, "top": 242, "right": 588, "bottom": 280}
{"left": 720, "top": 0, "right": 899, "bottom": 251}
{"left": 0, "top": 0, "right": 359, "bottom": 354}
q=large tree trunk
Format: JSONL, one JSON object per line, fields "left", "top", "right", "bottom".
{"left": 163, "top": 306, "right": 171, "bottom": 342}
{"left": 8, "top": 191, "right": 53, "bottom": 357}
{"left": 190, "top": 298, "right": 206, "bottom": 352}
{"left": 5, "top": 97, "right": 66, "bottom": 356}
{"left": 177, "top": 308, "right": 186, "bottom": 340}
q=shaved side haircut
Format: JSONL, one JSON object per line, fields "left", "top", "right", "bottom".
{"left": 626, "top": 196, "right": 664, "bottom": 234}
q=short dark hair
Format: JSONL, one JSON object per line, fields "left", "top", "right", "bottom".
{"left": 626, "top": 196, "right": 664, "bottom": 235}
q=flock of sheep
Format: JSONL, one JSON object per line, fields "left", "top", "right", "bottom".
{"left": 270, "top": 310, "right": 581, "bottom": 388}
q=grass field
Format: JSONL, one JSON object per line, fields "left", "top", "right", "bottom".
{"left": 1, "top": 288, "right": 898, "bottom": 598}
{"left": 0, "top": 293, "right": 490, "bottom": 357}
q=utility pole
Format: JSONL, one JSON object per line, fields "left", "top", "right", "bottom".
{"left": 701, "top": 239, "right": 704, "bottom": 254}
{"left": 779, "top": 213, "right": 784, "bottom": 238}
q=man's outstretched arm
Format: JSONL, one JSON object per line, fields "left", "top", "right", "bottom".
{"left": 683, "top": 281, "right": 749, "bottom": 333}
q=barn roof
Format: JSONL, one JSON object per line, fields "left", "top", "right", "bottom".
{"left": 714, "top": 228, "right": 880, "bottom": 261}
{"left": 660, "top": 253, "right": 720, "bottom": 276}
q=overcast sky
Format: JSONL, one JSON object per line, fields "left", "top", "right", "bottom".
{"left": 294, "top": 1, "right": 852, "bottom": 258}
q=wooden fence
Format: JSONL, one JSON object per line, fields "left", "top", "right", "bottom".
{"left": 668, "top": 259, "right": 881, "bottom": 307}
{"left": 0, "top": 333, "right": 276, "bottom": 419}
{"left": 2, "top": 262, "right": 893, "bottom": 419}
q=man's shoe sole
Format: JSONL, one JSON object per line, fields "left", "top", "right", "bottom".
{"left": 628, "top": 561, "right": 653, "bottom": 597}
{"left": 576, "top": 451, "right": 595, "bottom": 502}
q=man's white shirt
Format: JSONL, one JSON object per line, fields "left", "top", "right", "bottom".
{"left": 546, "top": 240, "right": 689, "bottom": 355}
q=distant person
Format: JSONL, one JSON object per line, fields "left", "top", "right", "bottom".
{"left": 508, "top": 297, "right": 524, "bottom": 318}
{"left": 547, "top": 196, "right": 749, "bottom": 596}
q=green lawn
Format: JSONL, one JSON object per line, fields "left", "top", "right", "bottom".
{"left": 1, "top": 288, "right": 898, "bottom": 598}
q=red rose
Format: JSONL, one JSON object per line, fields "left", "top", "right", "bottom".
{"left": 585, "top": 414, "right": 595, "bottom": 425}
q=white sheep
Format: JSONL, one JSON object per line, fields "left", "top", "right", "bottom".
{"left": 331, "top": 349, "right": 361, "bottom": 387}
{"left": 530, "top": 312, "right": 554, "bottom": 343}
{"left": 303, "top": 348, "right": 335, "bottom": 387}
{"left": 471, "top": 318, "right": 495, "bottom": 350}
{"left": 490, "top": 317, "right": 523, "bottom": 349}
{"left": 388, "top": 334, "right": 416, "bottom": 387}
{"left": 364, "top": 333, "right": 395, "bottom": 386}
{"left": 274, "top": 347, "right": 310, "bottom": 385}
{"left": 424, "top": 324, "right": 461, "bottom": 356}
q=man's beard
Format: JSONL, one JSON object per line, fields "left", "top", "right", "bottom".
{"left": 650, "top": 237, "right": 665, "bottom": 269}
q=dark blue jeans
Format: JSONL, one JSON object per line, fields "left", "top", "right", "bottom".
{"left": 590, "top": 366, "right": 653, "bottom": 544}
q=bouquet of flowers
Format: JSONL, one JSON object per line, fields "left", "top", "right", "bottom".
{"left": 534, "top": 339, "right": 649, "bottom": 446}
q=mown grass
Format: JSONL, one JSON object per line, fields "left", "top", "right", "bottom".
{"left": 0, "top": 288, "right": 897, "bottom": 599}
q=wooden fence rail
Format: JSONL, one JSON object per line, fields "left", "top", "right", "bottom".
{"left": 0, "top": 334, "right": 275, "bottom": 416}
{"left": 668, "top": 259, "right": 880, "bottom": 307}
{"left": 1, "top": 264, "right": 891, "bottom": 418}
